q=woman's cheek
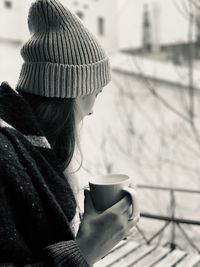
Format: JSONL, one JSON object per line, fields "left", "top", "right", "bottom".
{"left": 85, "top": 97, "right": 96, "bottom": 115}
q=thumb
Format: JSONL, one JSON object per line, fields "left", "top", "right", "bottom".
{"left": 84, "top": 190, "right": 95, "bottom": 214}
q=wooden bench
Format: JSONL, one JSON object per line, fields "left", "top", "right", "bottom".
{"left": 94, "top": 240, "right": 200, "bottom": 267}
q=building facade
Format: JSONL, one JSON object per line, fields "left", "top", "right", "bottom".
{"left": 118, "top": 0, "right": 198, "bottom": 51}
{"left": 0, "top": 0, "right": 119, "bottom": 54}
{"left": 0, "top": 0, "right": 31, "bottom": 43}
{"left": 63, "top": 0, "right": 119, "bottom": 54}
{"left": 1, "top": 0, "right": 199, "bottom": 55}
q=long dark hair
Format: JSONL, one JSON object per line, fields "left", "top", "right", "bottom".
{"left": 19, "top": 92, "right": 76, "bottom": 171}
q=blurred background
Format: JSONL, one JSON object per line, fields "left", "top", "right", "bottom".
{"left": 1, "top": 0, "right": 200, "bottom": 264}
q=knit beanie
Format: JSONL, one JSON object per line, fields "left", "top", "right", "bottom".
{"left": 16, "top": 0, "right": 111, "bottom": 98}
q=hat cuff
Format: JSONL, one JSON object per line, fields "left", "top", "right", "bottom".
{"left": 16, "top": 58, "right": 111, "bottom": 98}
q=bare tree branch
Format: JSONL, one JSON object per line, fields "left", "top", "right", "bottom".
{"left": 130, "top": 57, "right": 192, "bottom": 123}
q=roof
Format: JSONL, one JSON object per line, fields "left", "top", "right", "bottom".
{"left": 110, "top": 52, "right": 200, "bottom": 90}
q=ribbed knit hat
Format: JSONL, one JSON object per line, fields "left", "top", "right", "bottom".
{"left": 16, "top": 0, "right": 111, "bottom": 98}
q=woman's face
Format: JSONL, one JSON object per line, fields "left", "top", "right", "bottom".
{"left": 75, "top": 88, "right": 103, "bottom": 123}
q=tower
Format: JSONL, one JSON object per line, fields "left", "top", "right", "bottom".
{"left": 195, "top": 7, "right": 200, "bottom": 43}
{"left": 142, "top": 4, "right": 152, "bottom": 53}
{"left": 152, "top": 1, "right": 160, "bottom": 52}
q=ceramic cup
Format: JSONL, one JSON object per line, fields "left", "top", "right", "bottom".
{"left": 89, "top": 174, "right": 140, "bottom": 220}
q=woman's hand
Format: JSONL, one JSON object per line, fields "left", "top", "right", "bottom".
{"left": 76, "top": 190, "right": 140, "bottom": 265}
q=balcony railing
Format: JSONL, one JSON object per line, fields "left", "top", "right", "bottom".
{"left": 136, "top": 185, "right": 200, "bottom": 253}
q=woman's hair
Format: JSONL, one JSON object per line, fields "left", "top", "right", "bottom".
{"left": 19, "top": 92, "right": 77, "bottom": 171}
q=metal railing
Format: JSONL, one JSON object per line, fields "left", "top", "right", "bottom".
{"left": 136, "top": 185, "right": 200, "bottom": 253}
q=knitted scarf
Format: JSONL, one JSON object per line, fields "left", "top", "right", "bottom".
{"left": 0, "top": 82, "right": 88, "bottom": 266}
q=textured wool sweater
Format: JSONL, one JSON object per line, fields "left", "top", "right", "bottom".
{"left": 0, "top": 82, "right": 89, "bottom": 266}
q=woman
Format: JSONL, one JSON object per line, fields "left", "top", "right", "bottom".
{"left": 0, "top": 0, "right": 139, "bottom": 266}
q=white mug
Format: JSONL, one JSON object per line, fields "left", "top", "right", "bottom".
{"left": 89, "top": 174, "right": 140, "bottom": 220}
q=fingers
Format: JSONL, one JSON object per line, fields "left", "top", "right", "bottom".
{"left": 128, "top": 215, "right": 140, "bottom": 228}
{"left": 123, "top": 205, "right": 140, "bottom": 221}
{"left": 108, "top": 195, "right": 131, "bottom": 214}
{"left": 126, "top": 227, "right": 138, "bottom": 239}
{"left": 122, "top": 213, "right": 139, "bottom": 240}
{"left": 84, "top": 190, "right": 96, "bottom": 214}
{"left": 123, "top": 187, "right": 140, "bottom": 220}
{"left": 123, "top": 209, "right": 140, "bottom": 228}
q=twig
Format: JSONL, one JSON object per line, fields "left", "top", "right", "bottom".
{"left": 130, "top": 56, "right": 192, "bottom": 123}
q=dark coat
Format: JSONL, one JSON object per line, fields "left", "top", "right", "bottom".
{"left": 0, "top": 82, "right": 89, "bottom": 266}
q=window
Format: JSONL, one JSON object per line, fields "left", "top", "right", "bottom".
{"left": 98, "top": 17, "right": 105, "bottom": 36}
{"left": 76, "top": 11, "right": 84, "bottom": 20}
{"left": 4, "top": 0, "right": 12, "bottom": 9}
